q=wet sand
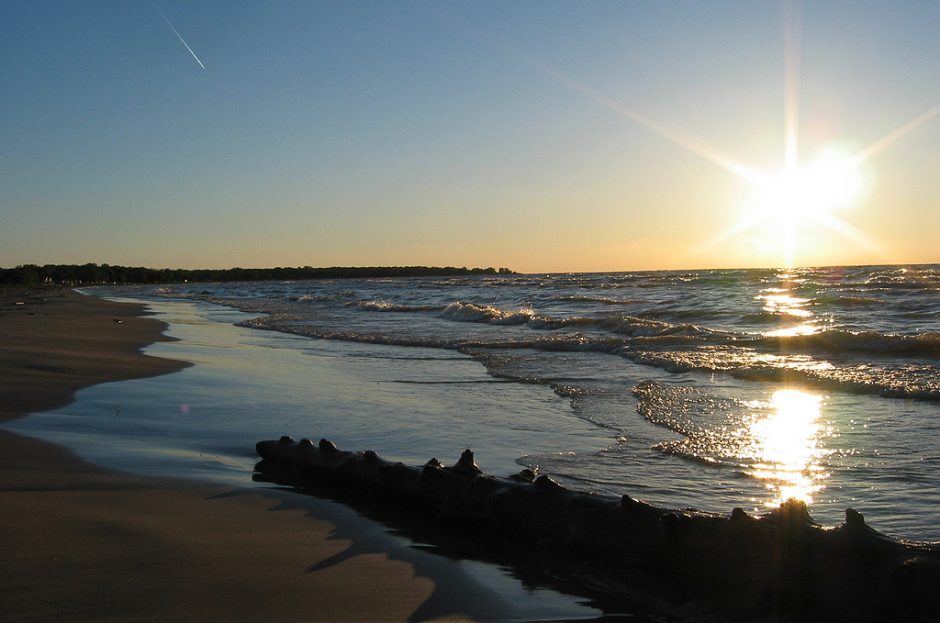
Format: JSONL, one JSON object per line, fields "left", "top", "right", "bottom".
{"left": 0, "top": 288, "right": 462, "bottom": 621}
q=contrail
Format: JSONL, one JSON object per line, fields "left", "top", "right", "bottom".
{"left": 151, "top": 0, "right": 206, "bottom": 69}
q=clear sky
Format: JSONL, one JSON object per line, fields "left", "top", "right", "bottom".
{"left": 2, "top": 0, "right": 938, "bottom": 273}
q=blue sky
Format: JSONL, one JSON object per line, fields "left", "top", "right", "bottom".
{"left": 2, "top": 1, "right": 938, "bottom": 272}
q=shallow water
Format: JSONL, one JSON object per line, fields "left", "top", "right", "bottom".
{"left": 17, "top": 301, "right": 615, "bottom": 478}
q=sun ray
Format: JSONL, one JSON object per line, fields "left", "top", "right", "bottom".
{"left": 778, "top": 0, "right": 803, "bottom": 267}
{"left": 810, "top": 211, "right": 889, "bottom": 257}
{"left": 449, "top": 2, "right": 926, "bottom": 269}
{"left": 853, "top": 102, "right": 940, "bottom": 164}
{"left": 439, "top": 9, "right": 763, "bottom": 184}
{"left": 783, "top": 0, "right": 802, "bottom": 172}
{"left": 691, "top": 213, "right": 764, "bottom": 254}
{"left": 530, "top": 62, "right": 763, "bottom": 183}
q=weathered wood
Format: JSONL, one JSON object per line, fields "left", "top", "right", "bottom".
{"left": 255, "top": 435, "right": 940, "bottom": 622}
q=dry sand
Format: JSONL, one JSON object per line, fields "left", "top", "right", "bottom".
{"left": 0, "top": 288, "right": 465, "bottom": 621}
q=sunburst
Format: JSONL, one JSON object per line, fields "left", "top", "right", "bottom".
{"left": 523, "top": 1, "right": 939, "bottom": 268}
{"left": 695, "top": 2, "right": 938, "bottom": 267}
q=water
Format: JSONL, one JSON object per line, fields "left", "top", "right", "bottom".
{"left": 15, "top": 264, "right": 940, "bottom": 541}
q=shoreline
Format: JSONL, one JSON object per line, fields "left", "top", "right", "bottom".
{"left": 0, "top": 288, "right": 486, "bottom": 621}
{"left": 0, "top": 287, "right": 188, "bottom": 423}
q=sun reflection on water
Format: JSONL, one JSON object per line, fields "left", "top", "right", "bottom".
{"left": 758, "top": 278, "right": 824, "bottom": 337}
{"left": 765, "top": 323, "right": 819, "bottom": 337}
{"left": 745, "top": 389, "right": 830, "bottom": 508}
{"left": 759, "top": 290, "right": 813, "bottom": 318}
{"left": 639, "top": 381, "right": 838, "bottom": 512}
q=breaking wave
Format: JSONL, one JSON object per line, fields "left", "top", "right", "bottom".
{"left": 626, "top": 348, "right": 940, "bottom": 401}
{"left": 126, "top": 263, "right": 940, "bottom": 407}
{"left": 441, "top": 301, "right": 535, "bottom": 325}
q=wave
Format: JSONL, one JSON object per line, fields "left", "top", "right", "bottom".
{"left": 238, "top": 317, "right": 445, "bottom": 349}
{"left": 293, "top": 293, "right": 337, "bottom": 303}
{"left": 243, "top": 306, "right": 940, "bottom": 362}
{"left": 630, "top": 380, "right": 774, "bottom": 471}
{"left": 168, "top": 286, "right": 940, "bottom": 361}
{"left": 238, "top": 315, "right": 630, "bottom": 356}
{"left": 740, "top": 311, "right": 784, "bottom": 324}
{"left": 442, "top": 307, "right": 937, "bottom": 356}
{"left": 760, "top": 330, "right": 940, "bottom": 357}
{"left": 293, "top": 290, "right": 358, "bottom": 303}
{"left": 441, "top": 301, "right": 535, "bottom": 325}
{"left": 552, "top": 295, "right": 634, "bottom": 306}
{"left": 900, "top": 311, "right": 940, "bottom": 320}
{"left": 632, "top": 380, "right": 742, "bottom": 437}
{"left": 527, "top": 313, "right": 711, "bottom": 339}
{"left": 862, "top": 281, "right": 937, "bottom": 291}
{"left": 643, "top": 327, "right": 940, "bottom": 358}
{"left": 626, "top": 349, "right": 940, "bottom": 401}
{"left": 811, "top": 294, "right": 883, "bottom": 308}
{"left": 145, "top": 268, "right": 940, "bottom": 407}
{"left": 639, "top": 308, "right": 732, "bottom": 322}
{"left": 350, "top": 300, "right": 441, "bottom": 313}
{"left": 551, "top": 384, "right": 584, "bottom": 399}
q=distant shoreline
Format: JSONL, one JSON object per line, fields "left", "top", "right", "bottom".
{"left": 0, "top": 263, "right": 516, "bottom": 286}
{"left": 4, "top": 261, "right": 939, "bottom": 287}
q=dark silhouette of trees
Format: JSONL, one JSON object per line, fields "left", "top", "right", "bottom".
{"left": 0, "top": 263, "right": 516, "bottom": 285}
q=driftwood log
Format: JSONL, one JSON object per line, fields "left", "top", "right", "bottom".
{"left": 255, "top": 436, "right": 939, "bottom": 622}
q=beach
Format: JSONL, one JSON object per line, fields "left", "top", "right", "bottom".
{"left": 3, "top": 271, "right": 938, "bottom": 621}
{"left": 5, "top": 1, "right": 939, "bottom": 619}
{"left": 0, "top": 288, "right": 472, "bottom": 622}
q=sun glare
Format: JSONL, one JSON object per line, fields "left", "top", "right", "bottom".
{"left": 725, "top": 145, "right": 871, "bottom": 266}
{"left": 749, "top": 146, "right": 865, "bottom": 226}
{"left": 523, "top": 0, "right": 933, "bottom": 269}
{"left": 693, "top": 142, "right": 879, "bottom": 267}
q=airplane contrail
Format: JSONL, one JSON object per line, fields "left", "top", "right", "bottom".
{"left": 151, "top": 0, "right": 206, "bottom": 69}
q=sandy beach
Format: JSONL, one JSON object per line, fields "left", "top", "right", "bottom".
{"left": 0, "top": 288, "right": 468, "bottom": 622}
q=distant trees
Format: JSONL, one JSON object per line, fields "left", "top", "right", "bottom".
{"left": 0, "top": 263, "right": 516, "bottom": 286}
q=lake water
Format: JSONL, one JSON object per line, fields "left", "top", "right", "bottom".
{"left": 9, "top": 265, "right": 939, "bottom": 542}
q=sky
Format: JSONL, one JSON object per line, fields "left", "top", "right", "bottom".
{"left": 1, "top": 0, "right": 938, "bottom": 273}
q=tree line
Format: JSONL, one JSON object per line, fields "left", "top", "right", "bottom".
{"left": 0, "top": 263, "right": 515, "bottom": 286}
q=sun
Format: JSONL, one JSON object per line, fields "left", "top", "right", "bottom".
{"left": 527, "top": 0, "right": 938, "bottom": 269}
{"left": 718, "top": 145, "right": 875, "bottom": 267}
{"left": 750, "top": 147, "right": 864, "bottom": 226}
